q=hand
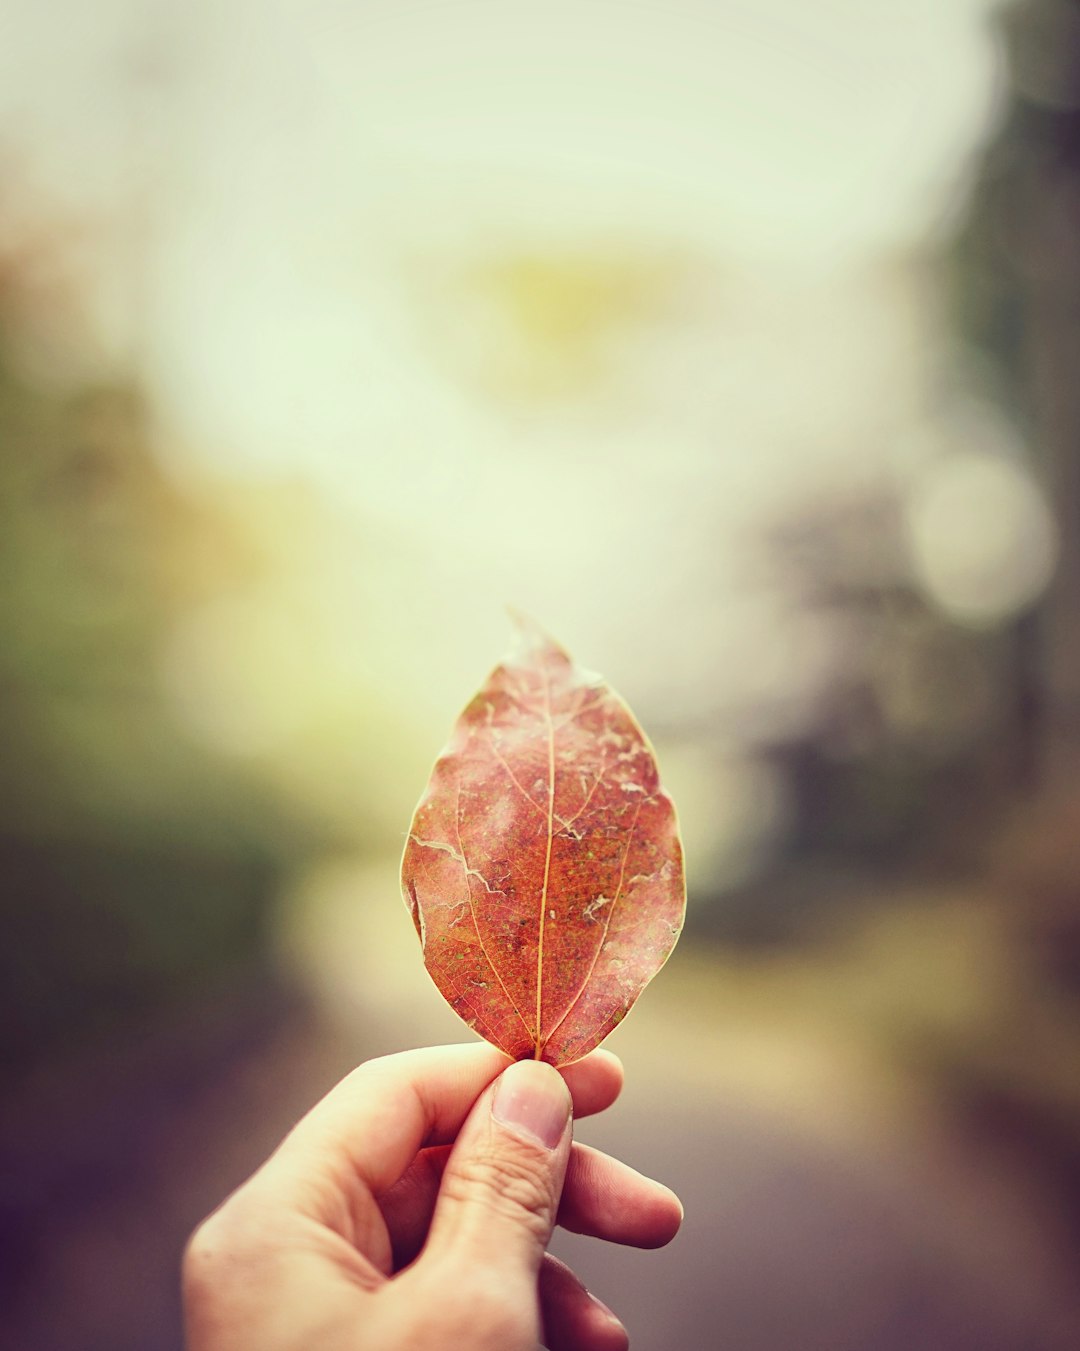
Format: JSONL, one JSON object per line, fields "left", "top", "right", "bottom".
{"left": 183, "top": 1043, "right": 682, "bottom": 1351}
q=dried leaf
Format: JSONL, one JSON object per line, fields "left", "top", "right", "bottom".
{"left": 401, "top": 621, "right": 685, "bottom": 1066}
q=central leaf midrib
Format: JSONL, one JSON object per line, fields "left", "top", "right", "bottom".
{"left": 534, "top": 672, "right": 556, "bottom": 1058}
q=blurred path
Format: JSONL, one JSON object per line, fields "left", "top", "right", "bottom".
{"left": 0, "top": 981, "right": 364, "bottom": 1351}
{"left": 556, "top": 1068, "right": 1079, "bottom": 1351}
{"left": 4, "top": 859, "right": 1079, "bottom": 1350}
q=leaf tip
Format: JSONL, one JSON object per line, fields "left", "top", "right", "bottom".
{"left": 505, "top": 608, "right": 572, "bottom": 667}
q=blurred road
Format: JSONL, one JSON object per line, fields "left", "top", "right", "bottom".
{"left": 4, "top": 863, "right": 1079, "bottom": 1351}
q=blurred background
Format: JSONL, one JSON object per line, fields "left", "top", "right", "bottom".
{"left": 3, "top": 0, "right": 1080, "bottom": 1347}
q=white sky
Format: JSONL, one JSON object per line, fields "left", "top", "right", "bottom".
{"left": 2, "top": 0, "right": 1000, "bottom": 401}
{"left": 0, "top": 0, "right": 1013, "bottom": 818}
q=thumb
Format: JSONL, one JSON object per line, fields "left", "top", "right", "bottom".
{"left": 424, "top": 1059, "right": 572, "bottom": 1283}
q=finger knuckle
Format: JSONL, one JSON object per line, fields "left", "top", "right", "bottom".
{"left": 182, "top": 1212, "right": 228, "bottom": 1310}
{"left": 182, "top": 1190, "right": 268, "bottom": 1309}
{"left": 444, "top": 1146, "right": 556, "bottom": 1241}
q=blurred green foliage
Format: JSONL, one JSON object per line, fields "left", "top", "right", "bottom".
{"left": 0, "top": 268, "right": 310, "bottom": 1079}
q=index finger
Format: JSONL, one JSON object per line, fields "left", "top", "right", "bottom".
{"left": 264, "top": 1043, "right": 623, "bottom": 1203}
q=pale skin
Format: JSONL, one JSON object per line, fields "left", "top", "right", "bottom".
{"left": 183, "top": 1043, "right": 682, "bottom": 1351}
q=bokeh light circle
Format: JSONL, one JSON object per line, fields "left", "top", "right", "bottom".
{"left": 904, "top": 451, "right": 1057, "bottom": 626}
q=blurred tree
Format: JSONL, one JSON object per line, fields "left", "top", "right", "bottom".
{"left": 686, "top": 478, "right": 1033, "bottom": 948}
{"left": 0, "top": 216, "right": 311, "bottom": 1080}
{"left": 950, "top": 0, "right": 1080, "bottom": 985}
{"left": 697, "top": 0, "right": 1080, "bottom": 950}
{"left": 936, "top": 0, "right": 1080, "bottom": 1247}
{"left": 952, "top": 0, "right": 1080, "bottom": 786}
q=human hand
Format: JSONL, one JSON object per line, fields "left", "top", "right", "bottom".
{"left": 183, "top": 1043, "right": 682, "bottom": 1351}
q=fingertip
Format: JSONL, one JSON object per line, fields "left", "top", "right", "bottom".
{"left": 644, "top": 1182, "right": 684, "bottom": 1248}
{"left": 539, "top": 1254, "right": 629, "bottom": 1351}
{"left": 579, "top": 1297, "right": 630, "bottom": 1351}
{"left": 582, "top": 1047, "right": 624, "bottom": 1076}
{"left": 586, "top": 1048, "right": 625, "bottom": 1093}
{"left": 492, "top": 1060, "right": 572, "bottom": 1151}
{"left": 559, "top": 1145, "right": 685, "bottom": 1249}
{"left": 600, "top": 1178, "right": 682, "bottom": 1250}
{"left": 560, "top": 1050, "right": 624, "bottom": 1119}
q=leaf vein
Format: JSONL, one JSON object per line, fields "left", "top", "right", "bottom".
{"left": 541, "top": 798, "right": 644, "bottom": 1051}
{"left": 447, "top": 793, "right": 534, "bottom": 1045}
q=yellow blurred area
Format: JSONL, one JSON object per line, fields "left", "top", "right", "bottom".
{"left": 4, "top": 2, "right": 1080, "bottom": 1349}
{"left": 445, "top": 248, "right": 683, "bottom": 401}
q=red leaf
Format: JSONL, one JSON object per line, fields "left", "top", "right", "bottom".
{"left": 401, "top": 621, "right": 685, "bottom": 1066}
